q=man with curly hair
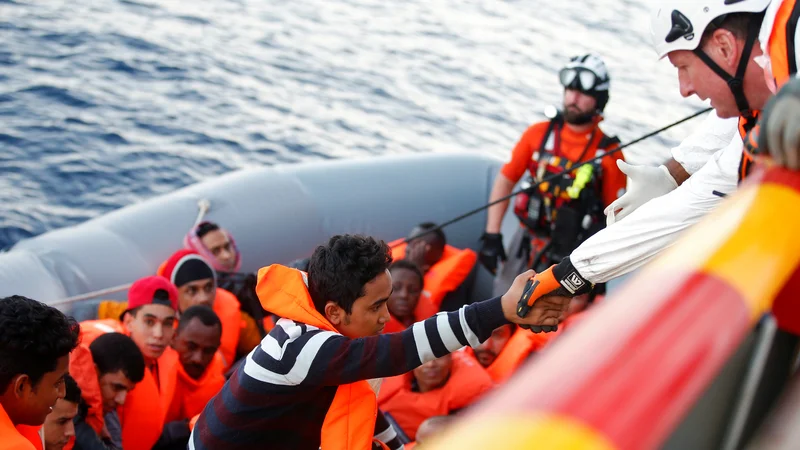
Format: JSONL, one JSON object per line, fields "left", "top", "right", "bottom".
{"left": 0, "top": 295, "right": 80, "bottom": 450}
{"left": 191, "top": 234, "right": 568, "bottom": 450}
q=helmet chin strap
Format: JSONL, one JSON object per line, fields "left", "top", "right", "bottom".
{"left": 692, "top": 14, "right": 763, "bottom": 119}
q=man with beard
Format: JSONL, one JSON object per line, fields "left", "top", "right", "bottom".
{"left": 478, "top": 53, "right": 626, "bottom": 296}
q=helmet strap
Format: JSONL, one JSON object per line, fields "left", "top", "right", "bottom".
{"left": 692, "top": 13, "right": 762, "bottom": 119}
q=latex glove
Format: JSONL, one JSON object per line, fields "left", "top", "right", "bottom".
{"left": 478, "top": 233, "right": 506, "bottom": 275}
{"left": 604, "top": 160, "right": 678, "bottom": 226}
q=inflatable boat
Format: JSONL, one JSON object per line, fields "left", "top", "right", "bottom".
{"left": 0, "top": 152, "right": 513, "bottom": 307}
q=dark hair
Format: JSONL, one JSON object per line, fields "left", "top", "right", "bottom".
{"left": 389, "top": 260, "right": 424, "bottom": 287}
{"left": 89, "top": 333, "right": 145, "bottom": 384}
{"left": 307, "top": 235, "right": 393, "bottom": 314}
{"left": 196, "top": 221, "right": 221, "bottom": 239}
{"left": 701, "top": 12, "right": 763, "bottom": 47}
{"left": 178, "top": 305, "right": 222, "bottom": 333}
{"left": 63, "top": 374, "right": 81, "bottom": 404}
{"left": 0, "top": 296, "right": 80, "bottom": 392}
{"left": 126, "top": 306, "right": 141, "bottom": 319}
{"left": 409, "top": 222, "right": 446, "bottom": 251}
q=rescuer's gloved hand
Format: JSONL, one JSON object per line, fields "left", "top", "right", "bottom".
{"left": 516, "top": 257, "right": 594, "bottom": 333}
{"left": 478, "top": 232, "right": 506, "bottom": 275}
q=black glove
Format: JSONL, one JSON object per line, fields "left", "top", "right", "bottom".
{"left": 478, "top": 233, "right": 507, "bottom": 275}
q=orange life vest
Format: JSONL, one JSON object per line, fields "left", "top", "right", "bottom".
{"left": 14, "top": 425, "right": 41, "bottom": 450}
{"left": 78, "top": 319, "right": 178, "bottom": 450}
{"left": 167, "top": 353, "right": 226, "bottom": 423}
{"left": 767, "top": 0, "right": 800, "bottom": 89}
{"left": 256, "top": 264, "right": 379, "bottom": 450}
{"left": 68, "top": 345, "right": 105, "bottom": 436}
{"left": 70, "top": 320, "right": 126, "bottom": 450}
{"left": 738, "top": 113, "right": 762, "bottom": 182}
{"left": 377, "top": 352, "right": 493, "bottom": 441}
{"left": 464, "top": 327, "right": 550, "bottom": 384}
{"left": 79, "top": 319, "right": 124, "bottom": 344}
{"left": 211, "top": 288, "right": 242, "bottom": 370}
{"left": 119, "top": 348, "right": 179, "bottom": 450}
{"left": 390, "top": 241, "right": 477, "bottom": 315}
{"left": 736, "top": 0, "right": 800, "bottom": 181}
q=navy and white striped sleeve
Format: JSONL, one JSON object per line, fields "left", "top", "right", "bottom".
{"left": 309, "top": 296, "right": 509, "bottom": 386}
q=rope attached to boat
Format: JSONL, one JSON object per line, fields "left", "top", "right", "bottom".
{"left": 393, "top": 107, "right": 713, "bottom": 247}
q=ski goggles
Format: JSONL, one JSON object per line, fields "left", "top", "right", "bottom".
{"left": 559, "top": 67, "right": 605, "bottom": 92}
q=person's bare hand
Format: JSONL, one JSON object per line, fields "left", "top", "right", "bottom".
{"left": 500, "top": 270, "right": 570, "bottom": 331}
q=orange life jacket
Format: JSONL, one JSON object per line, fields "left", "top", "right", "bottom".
{"left": 390, "top": 242, "right": 477, "bottom": 315}
{"left": 767, "top": 0, "right": 800, "bottom": 89}
{"left": 464, "top": 327, "right": 550, "bottom": 384}
{"left": 256, "top": 264, "right": 379, "bottom": 450}
{"left": 70, "top": 320, "right": 126, "bottom": 450}
{"left": 377, "top": 352, "right": 493, "bottom": 441}
{"left": 79, "top": 319, "right": 124, "bottom": 344}
{"left": 211, "top": 288, "right": 242, "bottom": 370}
{"left": 738, "top": 113, "right": 761, "bottom": 182}
{"left": 737, "top": 0, "right": 800, "bottom": 181}
{"left": 78, "top": 319, "right": 178, "bottom": 450}
{"left": 167, "top": 353, "right": 226, "bottom": 423}
{"left": 119, "top": 347, "right": 179, "bottom": 450}
{"left": 14, "top": 425, "right": 41, "bottom": 450}
{"left": 2, "top": 404, "right": 35, "bottom": 450}
{"left": 68, "top": 345, "right": 105, "bottom": 436}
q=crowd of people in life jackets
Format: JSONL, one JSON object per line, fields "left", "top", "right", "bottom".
{"left": 6, "top": 0, "right": 800, "bottom": 449}
{"left": 0, "top": 218, "right": 595, "bottom": 450}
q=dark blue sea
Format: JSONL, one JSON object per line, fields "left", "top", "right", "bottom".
{"left": 0, "top": 0, "right": 707, "bottom": 249}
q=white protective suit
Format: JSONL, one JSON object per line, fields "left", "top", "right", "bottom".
{"left": 571, "top": 110, "right": 742, "bottom": 283}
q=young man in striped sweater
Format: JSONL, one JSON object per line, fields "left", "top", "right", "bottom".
{"left": 191, "top": 235, "right": 567, "bottom": 450}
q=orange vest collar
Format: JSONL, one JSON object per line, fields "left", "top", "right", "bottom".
{"left": 255, "top": 264, "right": 378, "bottom": 450}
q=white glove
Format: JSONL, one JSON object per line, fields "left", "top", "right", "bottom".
{"left": 604, "top": 160, "right": 679, "bottom": 226}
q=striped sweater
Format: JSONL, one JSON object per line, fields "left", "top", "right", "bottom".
{"left": 190, "top": 296, "right": 509, "bottom": 450}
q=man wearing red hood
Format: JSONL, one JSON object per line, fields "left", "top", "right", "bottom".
{"left": 157, "top": 249, "right": 260, "bottom": 368}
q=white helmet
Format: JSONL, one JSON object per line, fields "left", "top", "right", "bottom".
{"left": 650, "top": 0, "right": 771, "bottom": 59}
{"left": 559, "top": 53, "right": 611, "bottom": 111}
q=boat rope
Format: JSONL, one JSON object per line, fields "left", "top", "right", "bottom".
{"left": 392, "top": 107, "right": 713, "bottom": 247}
{"left": 194, "top": 198, "right": 211, "bottom": 226}
{"left": 51, "top": 282, "right": 134, "bottom": 307}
